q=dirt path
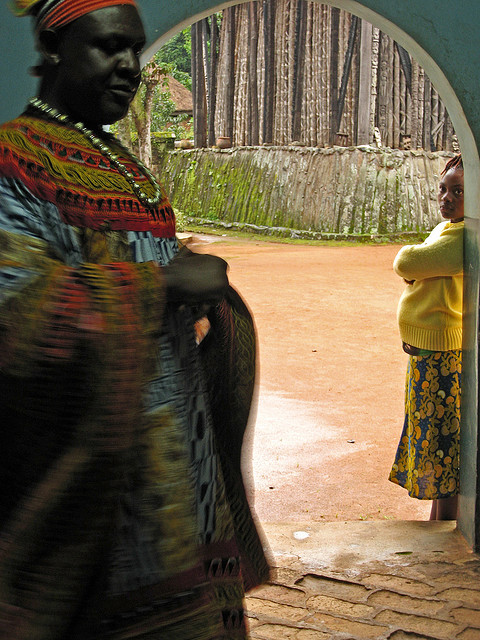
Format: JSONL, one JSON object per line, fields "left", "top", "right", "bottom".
{"left": 189, "top": 233, "right": 431, "bottom": 523}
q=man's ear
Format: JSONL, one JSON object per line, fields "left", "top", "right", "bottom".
{"left": 37, "top": 28, "right": 61, "bottom": 65}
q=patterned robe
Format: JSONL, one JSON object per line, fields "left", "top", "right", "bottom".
{"left": 0, "top": 113, "right": 269, "bottom": 640}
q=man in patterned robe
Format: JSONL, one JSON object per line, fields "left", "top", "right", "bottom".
{"left": 0, "top": 1, "right": 269, "bottom": 638}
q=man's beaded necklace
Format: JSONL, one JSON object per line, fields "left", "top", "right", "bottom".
{"left": 27, "top": 97, "right": 162, "bottom": 209}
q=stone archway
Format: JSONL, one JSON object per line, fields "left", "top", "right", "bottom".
{"left": 138, "top": 0, "right": 480, "bottom": 548}
{"left": 0, "top": 0, "right": 479, "bottom": 547}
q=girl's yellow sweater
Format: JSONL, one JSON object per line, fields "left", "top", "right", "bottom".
{"left": 394, "top": 220, "right": 464, "bottom": 351}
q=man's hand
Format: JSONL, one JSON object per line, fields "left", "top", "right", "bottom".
{"left": 163, "top": 246, "right": 229, "bottom": 305}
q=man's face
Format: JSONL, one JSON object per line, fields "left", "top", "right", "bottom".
{"left": 48, "top": 5, "right": 146, "bottom": 127}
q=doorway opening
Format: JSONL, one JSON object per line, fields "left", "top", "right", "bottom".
{"left": 139, "top": 0, "right": 479, "bottom": 543}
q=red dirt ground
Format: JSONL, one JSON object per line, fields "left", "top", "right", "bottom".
{"left": 190, "top": 233, "right": 432, "bottom": 523}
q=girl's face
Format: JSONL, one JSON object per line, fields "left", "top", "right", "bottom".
{"left": 438, "top": 167, "right": 464, "bottom": 223}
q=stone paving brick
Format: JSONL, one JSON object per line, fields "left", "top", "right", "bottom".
{"left": 272, "top": 566, "right": 305, "bottom": 586}
{"left": 433, "top": 572, "right": 480, "bottom": 588}
{"left": 457, "top": 628, "right": 480, "bottom": 640}
{"left": 361, "top": 574, "right": 436, "bottom": 597}
{"left": 248, "top": 584, "right": 308, "bottom": 607}
{"left": 436, "top": 588, "right": 480, "bottom": 607}
{"left": 374, "top": 609, "right": 458, "bottom": 638}
{"left": 247, "top": 616, "right": 265, "bottom": 629}
{"left": 306, "top": 594, "right": 374, "bottom": 618}
{"left": 414, "top": 560, "right": 480, "bottom": 586}
{"left": 248, "top": 623, "right": 302, "bottom": 639}
{"left": 296, "top": 574, "right": 371, "bottom": 601}
{"left": 245, "top": 598, "right": 307, "bottom": 623}
{"left": 249, "top": 623, "right": 298, "bottom": 639}
{"left": 402, "top": 561, "right": 460, "bottom": 582}
{"left": 449, "top": 606, "right": 480, "bottom": 626}
{"left": 367, "top": 590, "right": 445, "bottom": 616}
{"left": 306, "top": 611, "right": 388, "bottom": 638}
{"left": 296, "top": 631, "right": 332, "bottom": 640}
{"left": 247, "top": 526, "right": 480, "bottom": 640}
{"left": 388, "top": 632, "right": 445, "bottom": 640}
{"left": 249, "top": 623, "right": 331, "bottom": 639}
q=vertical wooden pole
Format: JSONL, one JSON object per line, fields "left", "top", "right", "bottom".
{"left": 329, "top": 7, "right": 340, "bottom": 143}
{"left": 431, "top": 86, "right": 439, "bottom": 150}
{"left": 262, "top": 0, "right": 275, "bottom": 144}
{"left": 202, "top": 18, "right": 211, "bottom": 125}
{"left": 191, "top": 22, "right": 198, "bottom": 145}
{"left": 248, "top": 2, "right": 260, "bottom": 145}
{"left": 224, "top": 6, "right": 236, "bottom": 141}
{"left": 336, "top": 14, "right": 358, "bottom": 137}
{"left": 208, "top": 15, "right": 219, "bottom": 147}
{"left": 410, "top": 59, "right": 419, "bottom": 148}
{"left": 193, "top": 21, "right": 207, "bottom": 147}
{"left": 377, "top": 31, "right": 393, "bottom": 147}
{"left": 357, "top": 19, "right": 372, "bottom": 145}
{"left": 393, "top": 45, "right": 401, "bottom": 148}
{"left": 423, "top": 76, "right": 432, "bottom": 150}
{"left": 417, "top": 66, "right": 425, "bottom": 148}
{"left": 292, "top": 0, "right": 307, "bottom": 141}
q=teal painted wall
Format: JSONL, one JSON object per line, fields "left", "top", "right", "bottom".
{"left": 2, "top": 0, "right": 479, "bottom": 149}
{"left": 1, "top": 0, "right": 479, "bottom": 546}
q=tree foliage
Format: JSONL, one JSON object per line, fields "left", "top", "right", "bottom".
{"left": 155, "top": 29, "right": 192, "bottom": 90}
{"left": 114, "top": 46, "right": 193, "bottom": 164}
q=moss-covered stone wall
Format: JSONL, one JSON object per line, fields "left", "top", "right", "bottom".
{"left": 154, "top": 145, "right": 453, "bottom": 237}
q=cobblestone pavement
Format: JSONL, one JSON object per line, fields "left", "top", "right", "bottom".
{"left": 245, "top": 521, "right": 480, "bottom": 639}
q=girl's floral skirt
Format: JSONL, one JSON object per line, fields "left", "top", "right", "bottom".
{"left": 389, "top": 350, "right": 461, "bottom": 500}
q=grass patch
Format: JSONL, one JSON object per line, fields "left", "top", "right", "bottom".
{"left": 176, "top": 213, "right": 427, "bottom": 247}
